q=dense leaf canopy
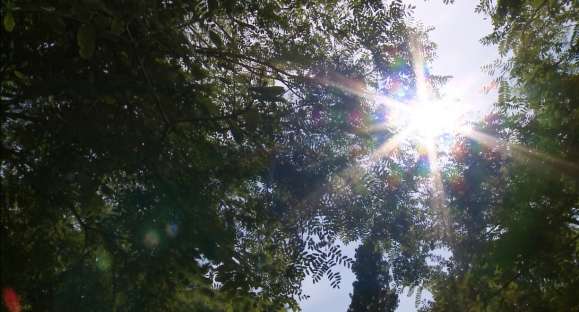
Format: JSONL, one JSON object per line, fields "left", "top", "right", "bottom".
{"left": 2, "top": 0, "right": 577, "bottom": 311}
{"left": 1, "top": 0, "right": 438, "bottom": 311}
{"left": 424, "top": 1, "right": 579, "bottom": 311}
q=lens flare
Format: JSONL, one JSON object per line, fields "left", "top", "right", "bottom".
{"left": 379, "top": 96, "right": 471, "bottom": 146}
{"left": 95, "top": 248, "right": 112, "bottom": 271}
{"left": 2, "top": 288, "right": 21, "bottom": 312}
{"left": 144, "top": 230, "right": 160, "bottom": 248}
{"left": 166, "top": 223, "right": 179, "bottom": 238}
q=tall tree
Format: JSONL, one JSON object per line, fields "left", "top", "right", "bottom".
{"left": 342, "top": 143, "right": 436, "bottom": 312}
{"left": 348, "top": 238, "right": 398, "bottom": 312}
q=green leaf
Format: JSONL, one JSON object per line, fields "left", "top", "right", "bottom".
{"left": 250, "top": 86, "right": 285, "bottom": 101}
{"left": 190, "top": 63, "right": 208, "bottom": 79}
{"left": 244, "top": 108, "right": 259, "bottom": 131}
{"left": 231, "top": 126, "right": 243, "bottom": 144}
{"left": 77, "top": 24, "right": 96, "bottom": 59}
{"left": 110, "top": 18, "right": 125, "bottom": 35}
{"left": 209, "top": 30, "right": 224, "bottom": 48}
{"left": 202, "top": 99, "right": 218, "bottom": 116}
{"left": 3, "top": 12, "right": 15, "bottom": 32}
{"left": 207, "top": 0, "right": 219, "bottom": 13}
{"left": 14, "top": 70, "right": 26, "bottom": 80}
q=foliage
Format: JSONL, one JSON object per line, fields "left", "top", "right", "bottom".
{"left": 424, "top": 0, "right": 579, "bottom": 311}
{"left": 0, "top": 0, "right": 436, "bottom": 311}
{"left": 347, "top": 238, "right": 398, "bottom": 312}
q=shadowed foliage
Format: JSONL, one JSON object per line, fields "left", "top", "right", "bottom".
{"left": 423, "top": 1, "right": 579, "bottom": 311}
{"left": 0, "top": 0, "right": 437, "bottom": 311}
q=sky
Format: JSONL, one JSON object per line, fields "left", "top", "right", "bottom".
{"left": 299, "top": 1, "right": 499, "bottom": 311}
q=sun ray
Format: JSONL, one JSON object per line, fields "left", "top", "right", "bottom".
{"left": 309, "top": 72, "right": 412, "bottom": 115}
{"left": 306, "top": 39, "right": 501, "bottom": 245}
{"left": 363, "top": 121, "right": 392, "bottom": 134}
{"left": 423, "top": 137, "right": 452, "bottom": 237}
{"left": 410, "top": 37, "right": 430, "bottom": 103}
{"left": 370, "top": 129, "right": 411, "bottom": 161}
{"left": 464, "top": 129, "right": 579, "bottom": 176}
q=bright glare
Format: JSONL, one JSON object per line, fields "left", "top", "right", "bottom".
{"left": 404, "top": 98, "right": 469, "bottom": 141}
{"left": 380, "top": 95, "right": 471, "bottom": 146}
{"left": 370, "top": 40, "right": 475, "bottom": 161}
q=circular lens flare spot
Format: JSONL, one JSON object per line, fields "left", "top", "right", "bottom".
{"left": 166, "top": 223, "right": 179, "bottom": 238}
{"left": 95, "top": 248, "right": 112, "bottom": 271}
{"left": 144, "top": 230, "right": 160, "bottom": 249}
{"left": 2, "top": 288, "right": 21, "bottom": 312}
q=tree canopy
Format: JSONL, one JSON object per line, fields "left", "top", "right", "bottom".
{"left": 424, "top": 1, "right": 579, "bottom": 311}
{"left": 1, "top": 0, "right": 438, "bottom": 311}
{"left": 2, "top": 0, "right": 577, "bottom": 311}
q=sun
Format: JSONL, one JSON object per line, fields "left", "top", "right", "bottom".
{"left": 368, "top": 94, "right": 472, "bottom": 225}
{"left": 404, "top": 97, "right": 469, "bottom": 142}
{"left": 377, "top": 94, "right": 470, "bottom": 149}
